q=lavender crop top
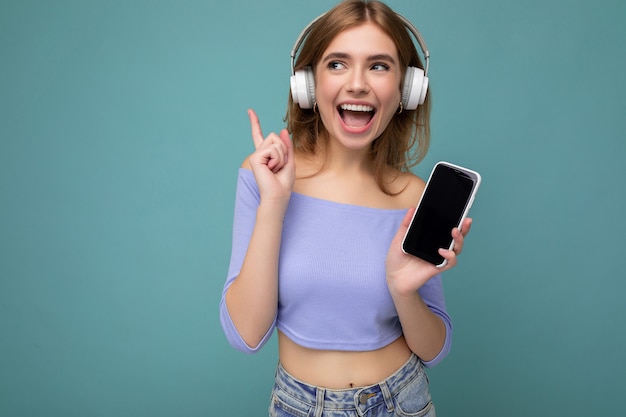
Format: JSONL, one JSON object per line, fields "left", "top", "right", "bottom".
{"left": 219, "top": 168, "right": 452, "bottom": 367}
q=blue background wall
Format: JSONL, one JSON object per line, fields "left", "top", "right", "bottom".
{"left": 1, "top": 0, "right": 625, "bottom": 415}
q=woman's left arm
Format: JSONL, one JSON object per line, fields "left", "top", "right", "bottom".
{"left": 386, "top": 208, "right": 472, "bottom": 363}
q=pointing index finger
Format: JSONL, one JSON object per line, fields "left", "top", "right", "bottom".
{"left": 248, "top": 109, "right": 264, "bottom": 149}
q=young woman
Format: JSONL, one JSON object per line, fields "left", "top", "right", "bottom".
{"left": 220, "top": 1, "right": 472, "bottom": 415}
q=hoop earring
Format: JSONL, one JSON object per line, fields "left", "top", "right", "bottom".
{"left": 396, "top": 101, "right": 403, "bottom": 114}
{"left": 313, "top": 101, "right": 318, "bottom": 114}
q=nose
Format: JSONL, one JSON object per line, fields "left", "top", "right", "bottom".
{"left": 346, "top": 69, "right": 369, "bottom": 94}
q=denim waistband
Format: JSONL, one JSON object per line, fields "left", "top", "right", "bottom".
{"left": 274, "top": 353, "right": 423, "bottom": 414}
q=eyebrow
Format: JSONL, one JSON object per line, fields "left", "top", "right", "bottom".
{"left": 322, "top": 52, "right": 397, "bottom": 65}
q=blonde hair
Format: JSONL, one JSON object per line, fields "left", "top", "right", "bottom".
{"left": 285, "top": 0, "right": 431, "bottom": 194}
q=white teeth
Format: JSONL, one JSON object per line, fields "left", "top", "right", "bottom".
{"left": 340, "top": 103, "right": 374, "bottom": 112}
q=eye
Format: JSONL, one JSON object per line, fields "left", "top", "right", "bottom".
{"left": 371, "top": 62, "right": 390, "bottom": 71}
{"left": 328, "top": 61, "right": 346, "bottom": 71}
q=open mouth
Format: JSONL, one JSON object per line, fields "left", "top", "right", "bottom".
{"left": 338, "top": 103, "right": 376, "bottom": 129}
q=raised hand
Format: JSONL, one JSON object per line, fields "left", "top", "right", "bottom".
{"left": 247, "top": 109, "right": 295, "bottom": 203}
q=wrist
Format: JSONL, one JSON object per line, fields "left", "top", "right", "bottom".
{"left": 386, "top": 276, "right": 422, "bottom": 299}
{"left": 256, "top": 198, "right": 290, "bottom": 221}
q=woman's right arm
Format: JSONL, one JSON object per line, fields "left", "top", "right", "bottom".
{"left": 221, "top": 109, "right": 294, "bottom": 351}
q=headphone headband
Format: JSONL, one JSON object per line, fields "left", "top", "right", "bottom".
{"left": 290, "top": 12, "right": 430, "bottom": 78}
{"left": 289, "top": 9, "right": 430, "bottom": 110}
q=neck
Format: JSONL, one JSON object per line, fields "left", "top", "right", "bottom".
{"left": 313, "top": 133, "right": 374, "bottom": 176}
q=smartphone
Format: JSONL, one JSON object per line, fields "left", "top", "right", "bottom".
{"left": 402, "top": 161, "right": 481, "bottom": 267}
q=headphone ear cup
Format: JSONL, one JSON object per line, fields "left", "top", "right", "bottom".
{"left": 290, "top": 66, "right": 316, "bottom": 109}
{"left": 401, "top": 66, "right": 429, "bottom": 110}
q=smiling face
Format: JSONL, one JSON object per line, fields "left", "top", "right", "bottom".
{"left": 314, "top": 22, "right": 402, "bottom": 153}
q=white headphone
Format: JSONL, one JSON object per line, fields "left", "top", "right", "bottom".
{"left": 290, "top": 12, "right": 430, "bottom": 110}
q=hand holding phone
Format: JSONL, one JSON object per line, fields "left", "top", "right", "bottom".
{"left": 401, "top": 161, "right": 481, "bottom": 267}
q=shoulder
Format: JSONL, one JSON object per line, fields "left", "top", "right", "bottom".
{"left": 387, "top": 170, "right": 426, "bottom": 208}
{"left": 233, "top": 162, "right": 258, "bottom": 197}
{"left": 241, "top": 156, "right": 252, "bottom": 169}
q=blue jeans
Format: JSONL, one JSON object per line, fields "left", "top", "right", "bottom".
{"left": 269, "top": 354, "right": 435, "bottom": 417}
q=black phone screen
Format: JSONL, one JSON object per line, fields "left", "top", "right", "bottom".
{"left": 402, "top": 164, "right": 477, "bottom": 265}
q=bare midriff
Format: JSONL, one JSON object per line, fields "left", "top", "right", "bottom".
{"left": 277, "top": 331, "right": 413, "bottom": 389}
